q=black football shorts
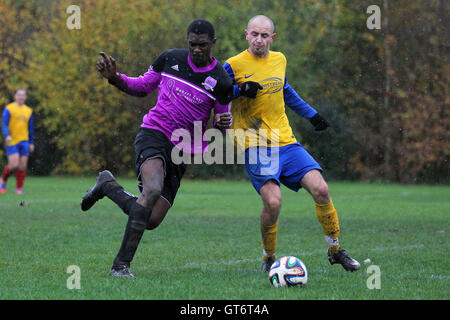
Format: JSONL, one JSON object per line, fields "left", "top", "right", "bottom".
{"left": 134, "top": 127, "right": 187, "bottom": 206}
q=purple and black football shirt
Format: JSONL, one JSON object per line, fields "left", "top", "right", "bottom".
{"left": 110, "top": 49, "right": 233, "bottom": 153}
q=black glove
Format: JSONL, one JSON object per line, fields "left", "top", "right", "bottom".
{"left": 239, "top": 81, "right": 263, "bottom": 99}
{"left": 310, "top": 113, "right": 330, "bottom": 131}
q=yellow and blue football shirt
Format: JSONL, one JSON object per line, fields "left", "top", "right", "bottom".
{"left": 2, "top": 102, "right": 34, "bottom": 145}
{"left": 224, "top": 50, "right": 318, "bottom": 150}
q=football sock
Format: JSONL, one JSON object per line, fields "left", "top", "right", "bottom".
{"left": 103, "top": 182, "right": 138, "bottom": 216}
{"left": 16, "top": 170, "right": 26, "bottom": 189}
{"left": 261, "top": 220, "right": 278, "bottom": 259}
{"left": 2, "top": 166, "right": 12, "bottom": 184}
{"left": 315, "top": 199, "right": 340, "bottom": 254}
{"left": 113, "top": 201, "right": 150, "bottom": 267}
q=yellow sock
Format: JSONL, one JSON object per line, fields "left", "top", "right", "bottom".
{"left": 261, "top": 220, "right": 278, "bottom": 259}
{"left": 315, "top": 199, "right": 340, "bottom": 254}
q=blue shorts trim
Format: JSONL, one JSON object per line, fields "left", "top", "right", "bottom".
{"left": 244, "top": 142, "right": 322, "bottom": 193}
{"left": 6, "top": 141, "right": 30, "bottom": 157}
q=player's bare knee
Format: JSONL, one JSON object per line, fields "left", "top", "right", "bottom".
{"left": 146, "top": 220, "right": 160, "bottom": 230}
{"left": 313, "top": 182, "right": 330, "bottom": 203}
{"left": 145, "top": 199, "right": 170, "bottom": 230}
{"left": 264, "top": 195, "right": 282, "bottom": 213}
{"left": 145, "top": 210, "right": 165, "bottom": 230}
{"left": 141, "top": 184, "right": 162, "bottom": 207}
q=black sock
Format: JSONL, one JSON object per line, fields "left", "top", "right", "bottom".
{"left": 113, "top": 201, "right": 150, "bottom": 267}
{"left": 103, "top": 182, "right": 137, "bottom": 216}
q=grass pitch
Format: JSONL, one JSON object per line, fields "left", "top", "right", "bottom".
{"left": 0, "top": 177, "right": 448, "bottom": 300}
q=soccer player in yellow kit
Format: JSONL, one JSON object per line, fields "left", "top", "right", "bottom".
{"left": 1, "top": 89, "right": 34, "bottom": 194}
{"left": 223, "top": 15, "right": 360, "bottom": 272}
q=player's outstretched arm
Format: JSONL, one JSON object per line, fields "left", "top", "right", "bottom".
{"left": 283, "top": 79, "right": 330, "bottom": 131}
{"left": 96, "top": 52, "right": 151, "bottom": 97}
{"left": 96, "top": 52, "right": 119, "bottom": 82}
{"left": 309, "top": 113, "right": 330, "bottom": 131}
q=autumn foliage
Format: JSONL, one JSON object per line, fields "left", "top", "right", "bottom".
{"left": 0, "top": 0, "right": 448, "bottom": 183}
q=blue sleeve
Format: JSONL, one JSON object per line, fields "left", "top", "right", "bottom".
{"left": 223, "top": 62, "right": 240, "bottom": 98}
{"left": 2, "top": 108, "right": 10, "bottom": 138}
{"left": 283, "top": 78, "right": 318, "bottom": 119}
{"left": 28, "top": 113, "right": 34, "bottom": 144}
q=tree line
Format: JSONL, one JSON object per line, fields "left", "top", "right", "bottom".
{"left": 0, "top": 0, "right": 448, "bottom": 183}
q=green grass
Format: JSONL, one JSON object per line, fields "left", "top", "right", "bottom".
{"left": 0, "top": 177, "right": 448, "bottom": 300}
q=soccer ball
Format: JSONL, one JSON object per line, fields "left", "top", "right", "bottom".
{"left": 269, "top": 256, "right": 308, "bottom": 288}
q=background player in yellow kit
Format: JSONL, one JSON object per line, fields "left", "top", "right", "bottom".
{"left": 223, "top": 15, "right": 360, "bottom": 272}
{"left": 1, "top": 88, "right": 34, "bottom": 194}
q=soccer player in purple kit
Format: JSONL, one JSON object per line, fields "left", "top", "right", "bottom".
{"left": 81, "top": 20, "right": 261, "bottom": 278}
